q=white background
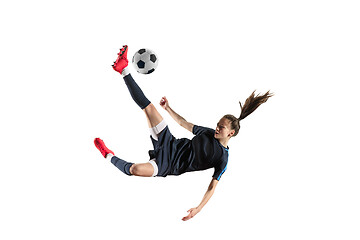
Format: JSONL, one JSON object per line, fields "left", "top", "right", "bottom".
{"left": 1, "top": 0, "right": 359, "bottom": 239}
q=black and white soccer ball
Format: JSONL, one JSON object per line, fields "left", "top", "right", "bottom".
{"left": 132, "top": 48, "right": 159, "bottom": 74}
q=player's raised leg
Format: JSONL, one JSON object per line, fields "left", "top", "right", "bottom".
{"left": 113, "top": 45, "right": 166, "bottom": 131}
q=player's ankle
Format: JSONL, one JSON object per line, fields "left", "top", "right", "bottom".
{"left": 121, "top": 67, "right": 130, "bottom": 76}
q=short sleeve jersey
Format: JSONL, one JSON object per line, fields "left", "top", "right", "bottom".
{"left": 170, "top": 125, "right": 229, "bottom": 180}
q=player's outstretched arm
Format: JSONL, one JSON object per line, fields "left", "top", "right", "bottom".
{"left": 160, "top": 96, "right": 194, "bottom": 133}
{"left": 182, "top": 178, "right": 219, "bottom": 221}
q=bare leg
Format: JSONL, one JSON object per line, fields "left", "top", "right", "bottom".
{"left": 130, "top": 163, "right": 155, "bottom": 177}
{"left": 143, "top": 103, "right": 164, "bottom": 128}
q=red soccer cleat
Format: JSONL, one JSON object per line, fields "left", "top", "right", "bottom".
{"left": 94, "top": 138, "right": 115, "bottom": 158}
{"left": 112, "top": 45, "right": 128, "bottom": 74}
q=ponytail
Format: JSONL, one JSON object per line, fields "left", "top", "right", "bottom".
{"left": 239, "top": 90, "right": 273, "bottom": 121}
{"left": 223, "top": 90, "right": 273, "bottom": 137}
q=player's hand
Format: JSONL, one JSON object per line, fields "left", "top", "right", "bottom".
{"left": 182, "top": 207, "right": 200, "bottom": 221}
{"left": 160, "top": 96, "right": 169, "bottom": 110}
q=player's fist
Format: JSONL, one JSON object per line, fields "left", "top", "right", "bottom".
{"left": 160, "top": 96, "right": 169, "bottom": 110}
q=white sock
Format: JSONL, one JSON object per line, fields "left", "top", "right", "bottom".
{"left": 149, "top": 120, "right": 167, "bottom": 141}
{"left": 106, "top": 153, "right": 114, "bottom": 161}
{"left": 121, "top": 67, "right": 130, "bottom": 76}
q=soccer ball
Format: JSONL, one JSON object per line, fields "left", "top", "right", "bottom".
{"left": 132, "top": 48, "right": 159, "bottom": 74}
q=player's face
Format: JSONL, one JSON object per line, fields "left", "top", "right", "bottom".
{"left": 214, "top": 118, "right": 234, "bottom": 139}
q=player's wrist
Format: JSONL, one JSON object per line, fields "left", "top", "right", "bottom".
{"left": 165, "top": 106, "right": 172, "bottom": 112}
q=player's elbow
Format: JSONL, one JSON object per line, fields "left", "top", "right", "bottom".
{"left": 207, "top": 184, "right": 217, "bottom": 192}
{"left": 208, "top": 179, "right": 219, "bottom": 192}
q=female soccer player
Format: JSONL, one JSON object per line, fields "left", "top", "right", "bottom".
{"left": 94, "top": 45, "right": 273, "bottom": 221}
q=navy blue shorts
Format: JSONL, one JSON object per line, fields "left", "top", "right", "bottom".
{"left": 149, "top": 126, "right": 175, "bottom": 177}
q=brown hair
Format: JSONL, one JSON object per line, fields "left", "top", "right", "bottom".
{"left": 223, "top": 90, "right": 273, "bottom": 137}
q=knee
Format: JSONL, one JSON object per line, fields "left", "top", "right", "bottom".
{"left": 129, "top": 163, "right": 154, "bottom": 177}
{"left": 130, "top": 164, "right": 142, "bottom": 176}
{"left": 143, "top": 103, "right": 156, "bottom": 113}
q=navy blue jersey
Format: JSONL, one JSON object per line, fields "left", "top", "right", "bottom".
{"left": 150, "top": 125, "right": 229, "bottom": 180}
